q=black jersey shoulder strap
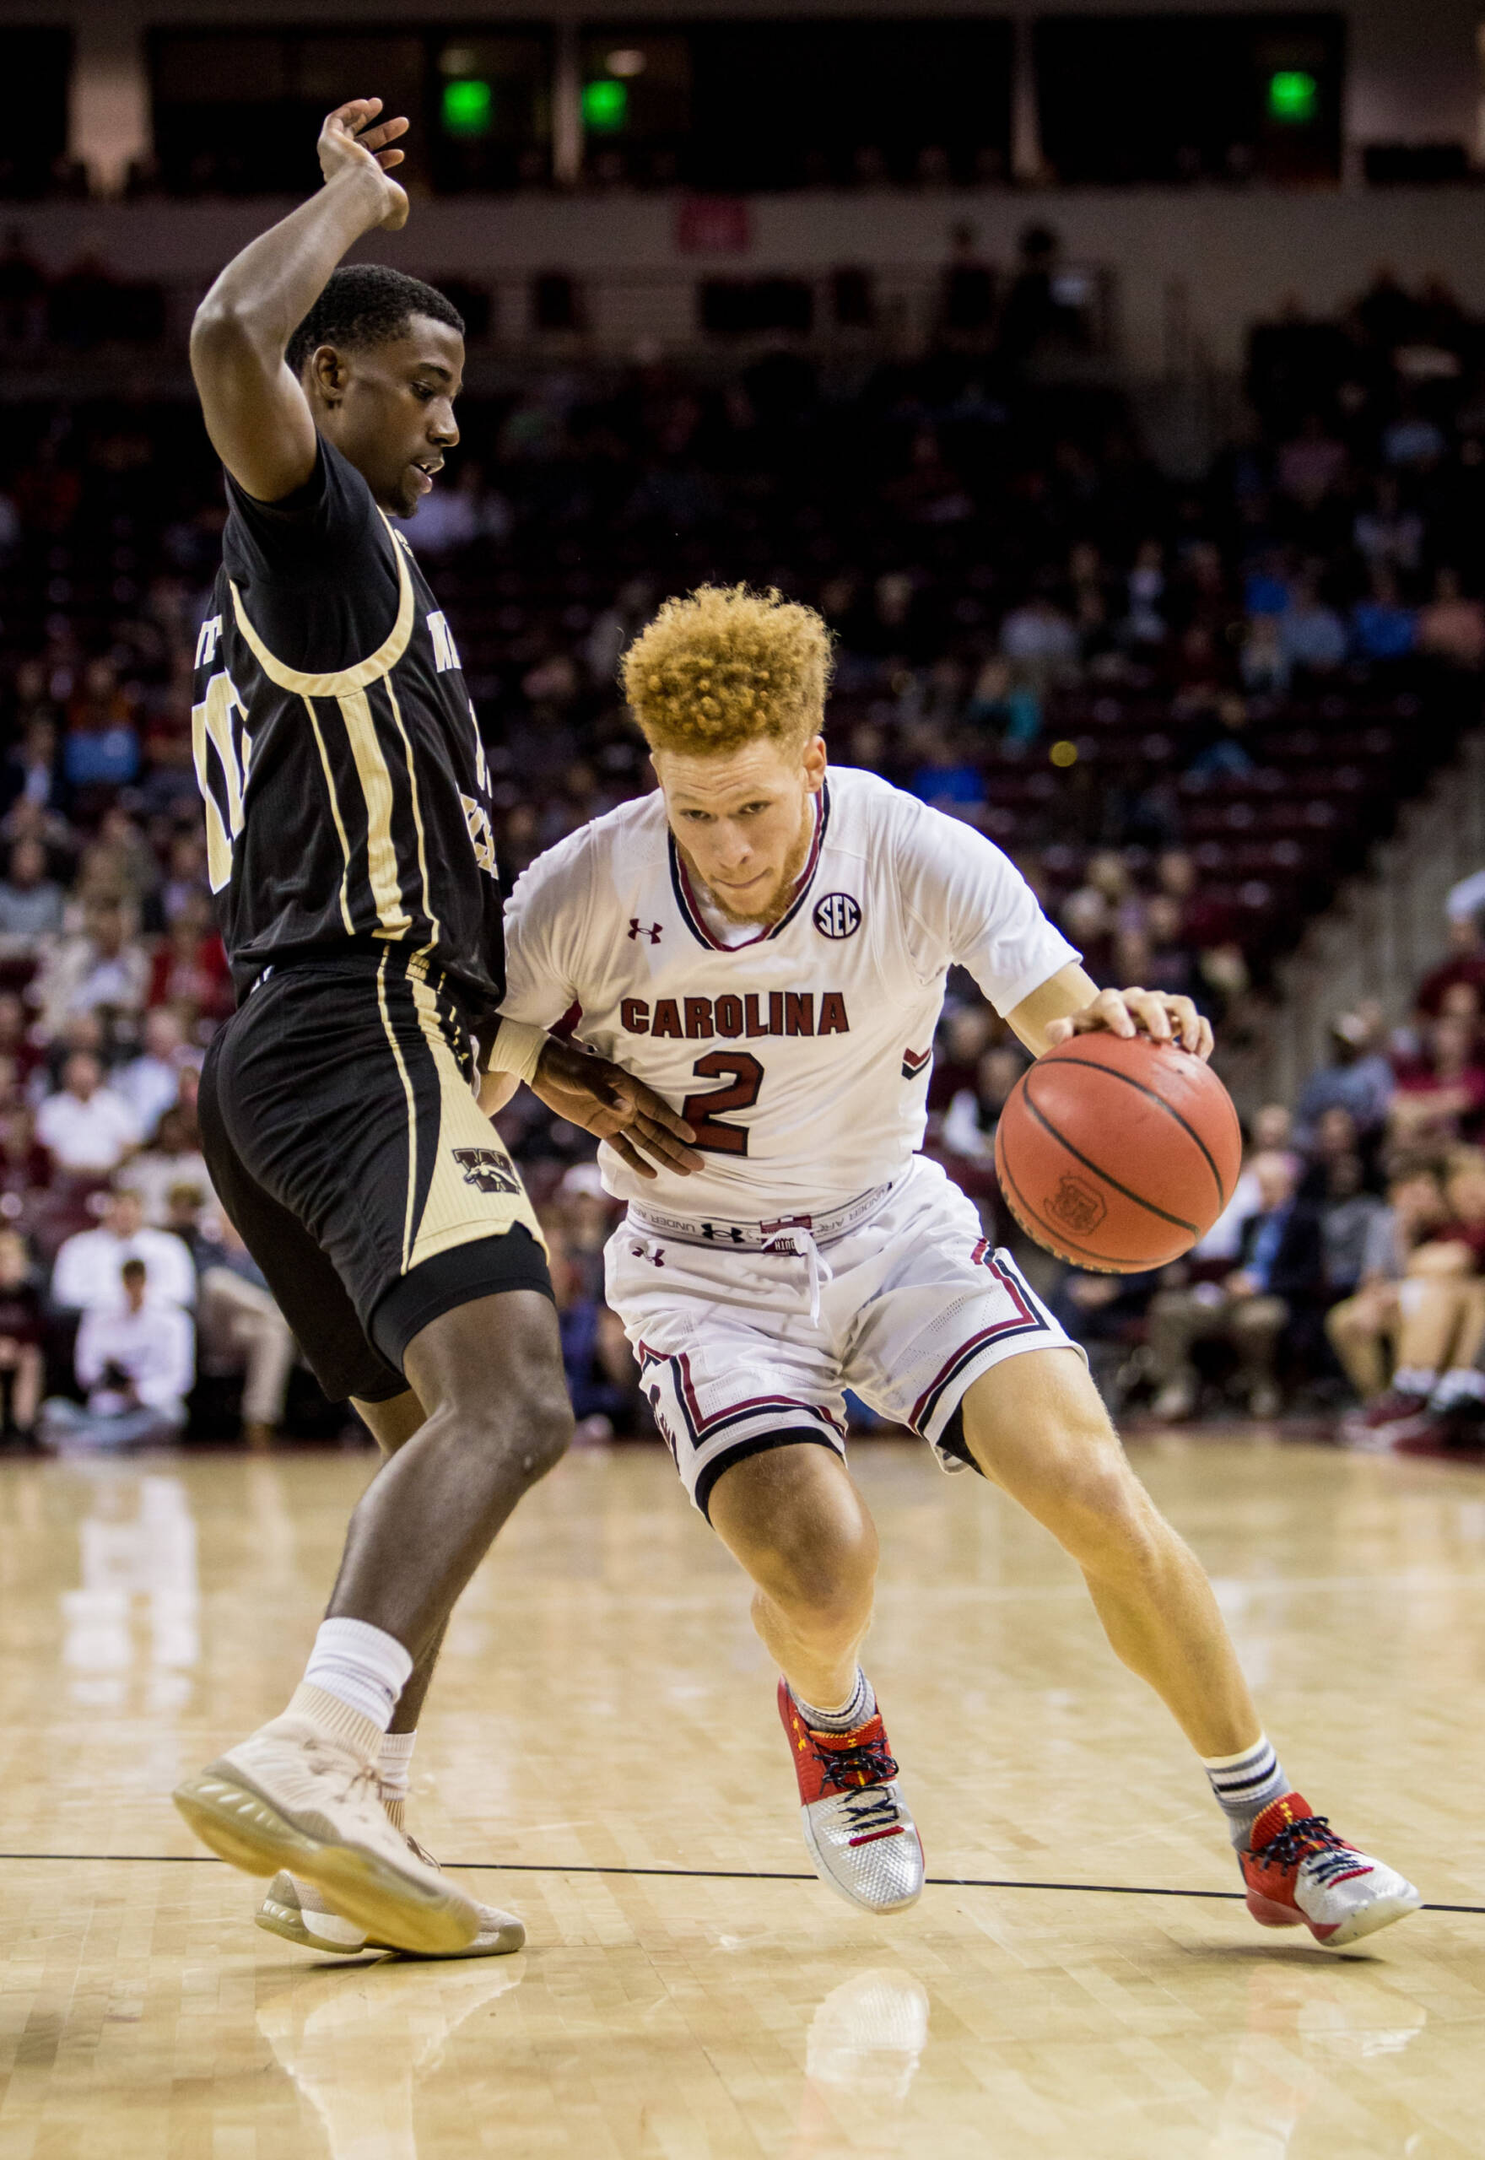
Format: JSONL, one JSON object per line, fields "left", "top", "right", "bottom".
{"left": 226, "top": 508, "right": 415, "bottom": 698}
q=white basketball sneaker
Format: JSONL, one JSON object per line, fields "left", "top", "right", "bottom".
{"left": 1239, "top": 1792, "right": 1422, "bottom": 1949}
{"left": 173, "top": 1689, "right": 478, "bottom": 1956}
{"left": 257, "top": 1826, "right": 524, "bottom": 1960}
{"left": 777, "top": 1679, "right": 924, "bottom": 1914}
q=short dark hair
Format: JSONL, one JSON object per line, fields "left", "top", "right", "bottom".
{"left": 285, "top": 264, "right": 464, "bottom": 378}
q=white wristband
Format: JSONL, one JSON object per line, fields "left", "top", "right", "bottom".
{"left": 486, "top": 1019, "right": 547, "bottom": 1085}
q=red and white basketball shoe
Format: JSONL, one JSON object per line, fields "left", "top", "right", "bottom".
{"left": 1240, "top": 1792, "right": 1421, "bottom": 1948}
{"left": 777, "top": 1679, "right": 924, "bottom": 1914}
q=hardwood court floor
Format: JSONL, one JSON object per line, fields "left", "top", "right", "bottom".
{"left": 0, "top": 1434, "right": 1482, "bottom": 2158}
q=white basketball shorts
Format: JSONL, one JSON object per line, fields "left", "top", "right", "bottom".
{"left": 604, "top": 1154, "right": 1081, "bottom": 1515}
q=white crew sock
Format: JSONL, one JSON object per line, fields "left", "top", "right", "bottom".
{"left": 1393, "top": 1367, "right": 1438, "bottom": 1397}
{"left": 1202, "top": 1735, "right": 1289, "bottom": 1849}
{"left": 789, "top": 1669, "right": 875, "bottom": 1733}
{"left": 302, "top": 1617, "right": 413, "bottom": 1732}
{"left": 379, "top": 1729, "right": 417, "bottom": 1817}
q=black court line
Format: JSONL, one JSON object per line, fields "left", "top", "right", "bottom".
{"left": 0, "top": 1855, "right": 1477, "bottom": 1913}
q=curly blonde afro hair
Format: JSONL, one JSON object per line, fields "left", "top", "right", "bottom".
{"left": 621, "top": 585, "right": 832, "bottom": 757}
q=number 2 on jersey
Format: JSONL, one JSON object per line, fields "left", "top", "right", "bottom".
{"left": 683, "top": 1052, "right": 763, "bottom": 1155}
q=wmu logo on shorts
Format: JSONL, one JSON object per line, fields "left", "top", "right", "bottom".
{"left": 452, "top": 1146, "right": 521, "bottom": 1195}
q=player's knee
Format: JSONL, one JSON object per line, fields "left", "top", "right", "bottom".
{"left": 509, "top": 1381, "right": 574, "bottom": 1484}
{"left": 451, "top": 1378, "right": 572, "bottom": 1486}
{"left": 770, "top": 1553, "right": 872, "bottom": 1635}
{"left": 1050, "top": 1452, "right": 1163, "bottom": 1575}
{"left": 758, "top": 1518, "right": 876, "bottom": 1632}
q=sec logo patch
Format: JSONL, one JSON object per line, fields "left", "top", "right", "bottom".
{"left": 813, "top": 892, "right": 861, "bottom": 940}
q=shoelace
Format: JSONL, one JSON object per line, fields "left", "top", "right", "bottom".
{"left": 1254, "top": 1814, "right": 1362, "bottom": 1884}
{"left": 810, "top": 1730, "right": 899, "bottom": 1795}
{"left": 837, "top": 1783, "right": 904, "bottom": 1837}
{"left": 302, "top": 1740, "right": 384, "bottom": 1815}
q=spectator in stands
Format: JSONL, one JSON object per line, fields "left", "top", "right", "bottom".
{"left": 195, "top": 1216, "right": 294, "bottom": 1452}
{"left": 51, "top": 1187, "right": 194, "bottom": 1313}
{"left": 0, "top": 1103, "right": 46, "bottom": 1213}
{"left": 1279, "top": 577, "right": 1347, "bottom": 674}
{"left": 1147, "top": 1151, "right": 1323, "bottom": 1420}
{"left": 1194, "top": 1103, "right": 1297, "bottom": 1263}
{"left": 1051, "top": 1266, "right": 1162, "bottom": 1411}
{"left": 1389, "top": 1013, "right": 1485, "bottom": 1147}
{"left": 1325, "top": 1159, "right": 1449, "bottom": 1405}
{"left": 0, "top": 838, "right": 64, "bottom": 949}
{"left": 1276, "top": 414, "right": 1347, "bottom": 509}
{"left": 1416, "top": 567, "right": 1485, "bottom": 670}
{"left": 939, "top": 1043, "right": 1026, "bottom": 1167}
{"left": 34, "top": 1054, "right": 142, "bottom": 1180}
{"left": 1350, "top": 568, "right": 1416, "bottom": 664}
{"left": 0, "top": 1228, "right": 41, "bottom": 1442}
{"left": 541, "top": 1211, "right": 640, "bottom": 1442}
{"left": 38, "top": 1256, "right": 193, "bottom": 1452}
{"left": 1338, "top": 1149, "right": 1485, "bottom": 1443}
{"left": 113, "top": 1008, "right": 198, "bottom": 1141}
{"left": 1318, "top": 1153, "right": 1390, "bottom": 1301}
{"left": 1295, "top": 1009, "right": 1395, "bottom": 1146}
{"left": 1415, "top": 904, "right": 1485, "bottom": 1016}
{"left": 1, "top": 715, "right": 63, "bottom": 820}
{"left": 33, "top": 901, "right": 149, "bottom": 1035}
{"left": 1353, "top": 476, "right": 1423, "bottom": 577}
{"left": 145, "top": 889, "right": 231, "bottom": 1018}
{"left": 119, "top": 1108, "right": 212, "bottom": 1227}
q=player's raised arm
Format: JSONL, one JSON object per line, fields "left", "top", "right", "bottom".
{"left": 189, "top": 99, "right": 410, "bottom": 502}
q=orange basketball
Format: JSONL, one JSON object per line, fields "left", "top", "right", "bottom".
{"left": 994, "top": 1032, "right": 1242, "bottom": 1273}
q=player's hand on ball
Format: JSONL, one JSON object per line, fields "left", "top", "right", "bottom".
{"left": 1043, "top": 985, "right": 1214, "bottom": 1063}
{"left": 318, "top": 99, "right": 410, "bottom": 229}
{"left": 531, "top": 1040, "right": 702, "bottom": 1179}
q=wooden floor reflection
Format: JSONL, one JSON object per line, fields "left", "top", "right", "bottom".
{"left": 0, "top": 1435, "right": 1482, "bottom": 2157}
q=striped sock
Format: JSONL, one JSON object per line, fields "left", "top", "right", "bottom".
{"left": 1203, "top": 1736, "right": 1289, "bottom": 1849}
{"left": 789, "top": 1669, "right": 875, "bottom": 1733}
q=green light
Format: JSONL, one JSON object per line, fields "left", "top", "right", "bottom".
{"left": 442, "top": 79, "right": 492, "bottom": 137}
{"left": 582, "top": 78, "right": 628, "bottom": 133}
{"left": 1268, "top": 70, "right": 1318, "bottom": 124}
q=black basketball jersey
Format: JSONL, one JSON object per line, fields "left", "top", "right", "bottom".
{"left": 190, "top": 436, "right": 504, "bottom": 1009}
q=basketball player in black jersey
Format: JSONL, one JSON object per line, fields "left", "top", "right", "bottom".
{"left": 171, "top": 97, "right": 700, "bottom": 1957}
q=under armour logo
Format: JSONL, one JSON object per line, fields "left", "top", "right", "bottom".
{"left": 628, "top": 919, "right": 662, "bottom": 944}
{"left": 701, "top": 1223, "right": 746, "bottom": 1244}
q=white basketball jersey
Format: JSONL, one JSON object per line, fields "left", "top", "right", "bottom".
{"left": 500, "top": 765, "right": 1077, "bottom": 1220}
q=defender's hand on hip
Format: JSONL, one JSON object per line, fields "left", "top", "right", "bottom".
{"left": 531, "top": 1040, "right": 702, "bottom": 1179}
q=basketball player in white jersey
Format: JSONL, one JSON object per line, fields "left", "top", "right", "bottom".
{"left": 485, "top": 586, "right": 1418, "bottom": 1948}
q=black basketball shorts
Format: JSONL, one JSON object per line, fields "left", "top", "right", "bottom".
{"left": 199, "top": 948, "right": 552, "bottom": 1405}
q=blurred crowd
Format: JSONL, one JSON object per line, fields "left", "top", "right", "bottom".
{"left": 923, "top": 886, "right": 1485, "bottom": 1452}
{"left": 1, "top": 259, "right": 1483, "bottom": 1451}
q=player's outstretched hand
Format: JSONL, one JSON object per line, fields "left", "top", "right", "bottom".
{"left": 318, "top": 99, "right": 410, "bottom": 230}
{"left": 1044, "top": 985, "right": 1214, "bottom": 1063}
{"left": 531, "top": 1040, "right": 703, "bottom": 1179}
